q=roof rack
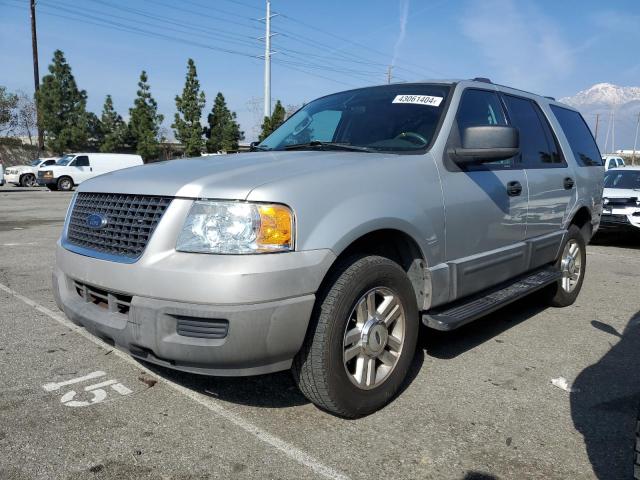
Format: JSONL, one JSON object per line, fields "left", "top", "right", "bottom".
{"left": 472, "top": 77, "right": 492, "bottom": 83}
{"left": 544, "top": 96, "right": 556, "bottom": 101}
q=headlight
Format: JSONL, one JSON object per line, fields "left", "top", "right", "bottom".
{"left": 176, "top": 200, "right": 294, "bottom": 254}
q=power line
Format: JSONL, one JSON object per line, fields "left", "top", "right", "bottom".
{"left": 3, "top": 0, "right": 365, "bottom": 90}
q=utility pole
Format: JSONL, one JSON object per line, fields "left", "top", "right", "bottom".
{"left": 259, "top": 0, "right": 277, "bottom": 119}
{"left": 30, "top": 0, "right": 44, "bottom": 153}
{"left": 611, "top": 109, "right": 616, "bottom": 153}
{"left": 633, "top": 112, "right": 640, "bottom": 165}
{"left": 386, "top": 66, "right": 393, "bottom": 85}
{"left": 594, "top": 113, "right": 600, "bottom": 146}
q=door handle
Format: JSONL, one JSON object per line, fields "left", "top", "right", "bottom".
{"left": 507, "top": 180, "right": 522, "bottom": 197}
{"left": 563, "top": 177, "right": 574, "bottom": 189}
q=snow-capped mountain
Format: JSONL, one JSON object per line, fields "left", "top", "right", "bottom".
{"left": 560, "top": 83, "right": 640, "bottom": 152}
{"left": 560, "top": 83, "right": 640, "bottom": 108}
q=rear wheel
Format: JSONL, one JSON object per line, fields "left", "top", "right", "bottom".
{"left": 20, "top": 174, "right": 36, "bottom": 187}
{"left": 547, "top": 225, "right": 586, "bottom": 307}
{"left": 57, "top": 176, "right": 73, "bottom": 191}
{"left": 292, "top": 255, "right": 419, "bottom": 417}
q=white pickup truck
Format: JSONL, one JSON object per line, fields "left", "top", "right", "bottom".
{"left": 4, "top": 157, "right": 59, "bottom": 187}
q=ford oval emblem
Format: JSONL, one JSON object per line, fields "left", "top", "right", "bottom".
{"left": 86, "top": 213, "right": 108, "bottom": 229}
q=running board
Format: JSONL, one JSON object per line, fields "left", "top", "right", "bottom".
{"left": 422, "top": 267, "right": 561, "bottom": 331}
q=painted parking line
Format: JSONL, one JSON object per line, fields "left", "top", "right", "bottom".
{"left": 0, "top": 281, "right": 349, "bottom": 480}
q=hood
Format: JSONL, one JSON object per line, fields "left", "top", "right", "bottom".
{"left": 603, "top": 187, "right": 640, "bottom": 199}
{"left": 77, "top": 151, "right": 387, "bottom": 199}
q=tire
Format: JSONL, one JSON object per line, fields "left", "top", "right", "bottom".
{"left": 292, "top": 255, "right": 419, "bottom": 417}
{"left": 20, "top": 174, "right": 36, "bottom": 187}
{"left": 547, "top": 224, "right": 587, "bottom": 307}
{"left": 57, "top": 176, "right": 73, "bottom": 191}
{"left": 46, "top": 184, "right": 58, "bottom": 191}
{"left": 635, "top": 411, "right": 640, "bottom": 480}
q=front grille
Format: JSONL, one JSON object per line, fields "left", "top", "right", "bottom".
{"left": 174, "top": 316, "right": 229, "bottom": 339}
{"left": 73, "top": 280, "right": 132, "bottom": 315}
{"left": 67, "top": 193, "right": 172, "bottom": 260}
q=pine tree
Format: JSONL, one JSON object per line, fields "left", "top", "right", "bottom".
{"left": 37, "top": 50, "right": 91, "bottom": 153}
{"left": 99, "top": 95, "right": 127, "bottom": 152}
{"left": 222, "top": 111, "right": 244, "bottom": 151}
{"left": 172, "top": 59, "right": 205, "bottom": 157}
{"left": 129, "top": 71, "right": 164, "bottom": 162}
{"left": 205, "top": 92, "right": 244, "bottom": 153}
{"left": 259, "top": 100, "right": 286, "bottom": 141}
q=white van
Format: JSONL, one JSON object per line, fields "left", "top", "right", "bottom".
{"left": 37, "top": 153, "right": 143, "bottom": 191}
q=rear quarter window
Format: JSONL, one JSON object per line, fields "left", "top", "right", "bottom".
{"left": 550, "top": 105, "right": 602, "bottom": 167}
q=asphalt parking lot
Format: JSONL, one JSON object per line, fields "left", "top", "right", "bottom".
{"left": 1, "top": 186, "right": 639, "bottom": 480}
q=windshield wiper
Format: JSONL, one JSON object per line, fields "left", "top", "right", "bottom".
{"left": 283, "top": 141, "right": 373, "bottom": 153}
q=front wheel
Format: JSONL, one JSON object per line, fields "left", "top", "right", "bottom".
{"left": 547, "top": 225, "right": 587, "bottom": 307}
{"left": 57, "top": 176, "right": 73, "bottom": 191}
{"left": 292, "top": 255, "right": 419, "bottom": 417}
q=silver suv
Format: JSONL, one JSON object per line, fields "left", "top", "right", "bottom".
{"left": 53, "top": 79, "right": 603, "bottom": 417}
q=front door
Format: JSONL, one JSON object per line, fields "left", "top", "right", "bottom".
{"left": 72, "top": 155, "right": 92, "bottom": 183}
{"left": 439, "top": 88, "right": 529, "bottom": 299}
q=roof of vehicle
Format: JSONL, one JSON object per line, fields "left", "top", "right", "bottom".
{"left": 396, "top": 78, "right": 577, "bottom": 111}
{"left": 66, "top": 152, "right": 141, "bottom": 156}
{"left": 608, "top": 166, "right": 640, "bottom": 171}
{"left": 602, "top": 154, "right": 624, "bottom": 158}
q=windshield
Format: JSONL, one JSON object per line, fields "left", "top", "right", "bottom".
{"left": 258, "top": 84, "right": 451, "bottom": 153}
{"left": 30, "top": 159, "right": 42, "bottom": 166}
{"left": 604, "top": 170, "right": 640, "bottom": 190}
{"left": 56, "top": 155, "right": 75, "bottom": 166}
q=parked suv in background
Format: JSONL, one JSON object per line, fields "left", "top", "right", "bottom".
{"left": 53, "top": 79, "right": 603, "bottom": 417}
{"left": 600, "top": 167, "right": 640, "bottom": 233}
{"left": 4, "top": 157, "right": 58, "bottom": 187}
{"left": 602, "top": 154, "right": 626, "bottom": 171}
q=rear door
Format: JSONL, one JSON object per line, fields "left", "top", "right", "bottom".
{"left": 502, "top": 94, "right": 575, "bottom": 267}
{"left": 440, "top": 88, "right": 529, "bottom": 299}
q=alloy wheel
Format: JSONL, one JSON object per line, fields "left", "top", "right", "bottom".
{"left": 342, "top": 287, "right": 406, "bottom": 390}
{"left": 560, "top": 239, "right": 582, "bottom": 293}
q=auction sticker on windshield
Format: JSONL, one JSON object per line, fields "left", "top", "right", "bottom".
{"left": 392, "top": 95, "right": 443, "bottom": 107}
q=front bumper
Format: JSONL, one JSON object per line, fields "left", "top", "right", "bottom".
{"left": 37, "top": 175, "right": 56, "bottom": 186}
{"left": 599, "top": 209, "right": 640, "bottom": 232}
{"left": 53, "top": 241, "right": 336, "bottom": 376}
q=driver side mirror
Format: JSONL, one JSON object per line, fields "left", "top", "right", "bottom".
{"left": 249, "top": 141, "right": 261, "bottom": 152}
{"left": 450, "top": 126, "right": 519, "bottom": 166}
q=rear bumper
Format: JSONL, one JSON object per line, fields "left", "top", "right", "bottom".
{"left": 4, "top": 173, "right": 20, "bottom": 185}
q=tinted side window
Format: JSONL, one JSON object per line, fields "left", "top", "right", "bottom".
{"left": 44, "top": 160, "right": 56, "bottom": 166}
{"left": 454, "top": 89, "right": 510, "bottom": 169}
{"left": 550, "top": 105, "right": 602, "bottom": 166}
{"left": 75, "top": 156, "right": 90, "bottom": 167}
{"left": 457, "top": 89, "right": 507, "bottom": 133}
{"left": 503, "top": 95, "right": 565, "bottom": 168}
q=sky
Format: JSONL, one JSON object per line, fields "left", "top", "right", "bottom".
{"left": 1, "top": 0, "right": 639, "bottom": 142}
